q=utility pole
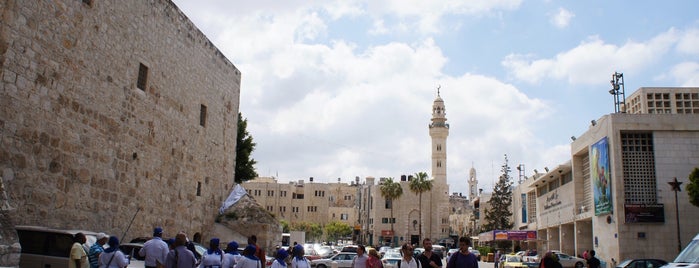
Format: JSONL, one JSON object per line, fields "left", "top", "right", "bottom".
{"left": 668, "top": 177, "right": 683, "bottom": 253}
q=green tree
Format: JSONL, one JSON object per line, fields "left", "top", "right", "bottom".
{"left": 409, "top": 171, "right": 433, "bottom": 241}
{"left": 379, "top": 177, "right": 403, "bottom": 246}
{"left": 235, "top": 113, "right": 258, "bottom": 183}
{"left": 483, "top": 154, "right": 514, "bottom": 231}
{"left": 280, "top": 220, "right": 290, "bottom": 233}
{"left": 325, "top": 221, "right": 353, "bottom": 242}
{"left": 290, "top": 221, "right": 323, "bottom": 242}
{"left": 687, "top": 167, "right": 699, "bottom": 207}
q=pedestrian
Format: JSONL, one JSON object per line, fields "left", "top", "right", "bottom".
{"left": 366, "top": 248, "right": 382, "bottom": 268}
{"left": 166, "top": 232, "right": 198, "bottom": 268}
{"left": 200, "top": 238, "right": 224, "bottom": 268}
{"left": 582, "top": 250, "right": 588, "bottom": 261}
{"left": 140, "top": 227, "right": 169, "bottom": 268}
{"left": 417, "top": 238, "right": 443, "bottom": 268}
{"left": 446, "top": 237, "right": 478, "bottom": 268}
{"left": 249, "top": 235, "right": 267, "bottom": 268}
{"left": 272, "top": 248, "right": 289, "bottom": 268}
{"left": 586, "top": 250, "right": 600, "bottom": 268}
{"left": 238, "top": 245, "right": 262, "bottom": 268}
{"left": 89, "top": 233, "right": 109, "bottom": 268}
{"left": 493, "top": 251, "right": 500, "bottom": 268}
{"left": 352, "top": 245, "right": 368, "bottom": 268}
{"left": 70, "top": 232, "right": 90, "bottom": 268}
{"left": 98, "top": 236, "right": 129, "bottom": 268}
{"left": 398, "top": 243, "right": 420, "bottom": 268}
{"left": 539, "top": 252, "right": 562, "bottom": 268}
{"left": 291, "top": 244, "right": 310, "bottom": 268}
{"left": 223, "top": 241, "right": 241, "bottom": 268}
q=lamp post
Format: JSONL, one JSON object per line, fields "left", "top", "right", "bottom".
{"left": 668, "top": 177, "right": 683, "bottom": 253}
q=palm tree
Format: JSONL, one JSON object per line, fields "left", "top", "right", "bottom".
{"left": 379, "top": 177, "right": 403, "bottom": 246}
{"left": 409, "top": 171, "right": 432, "bottom": 241}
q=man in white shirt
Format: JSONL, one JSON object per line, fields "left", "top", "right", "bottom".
{"left": 399, "top": 243, "right": 421, "bottom": 268}
{"left": 140, "top": 227, "right": 169, "bottom": 268}
{"left": 352, "top": 245, "right": 369, "bottom": 268}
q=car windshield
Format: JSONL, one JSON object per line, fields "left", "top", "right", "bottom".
{"left": 674, "top": 239, "right": 699, "bottom": 263}
{"left": 507, "top": 256, "right": 523, "bottom": 262}
{"left": 616, "top": 259, "right": 633, "bottom": 267}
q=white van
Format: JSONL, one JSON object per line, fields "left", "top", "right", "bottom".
{"left": 16, "top": 225, "right": 97, "bottom": 268}
{"left": 664, "top": 233, "right": 699, "bottom": 268}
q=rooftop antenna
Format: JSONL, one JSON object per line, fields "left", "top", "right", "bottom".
{"left": 609, "top": 72, "right": 626, "bottom": 113}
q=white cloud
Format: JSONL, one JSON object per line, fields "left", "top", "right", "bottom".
{"left": 369, "top": 19, "right": 388, "bottom": 35}
{"left": 669, "top": 62, "right": 699, "bottom": 87}
{"left": 502, "top": 29, "right": 679, "bottom": 85}
{"left": 676, "top": 28, "right": 699, "bottom": 55}
{"left": 550, "top": 8, "right": 575, "bottom": 29}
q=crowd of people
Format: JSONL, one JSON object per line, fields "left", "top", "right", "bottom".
{"left": 69, "top": 227, "right": 268, "bottom": 268}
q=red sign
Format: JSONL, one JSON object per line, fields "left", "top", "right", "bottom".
{"left": 381, "top": 230, "right": 394, "bottom": 236}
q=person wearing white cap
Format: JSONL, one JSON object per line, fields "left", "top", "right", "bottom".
{"left": 89, "top": 233, "right": 109, "bottom": 268}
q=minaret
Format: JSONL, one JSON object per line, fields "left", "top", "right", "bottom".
{"left": 429, "top": 87, "right": 449, "bottom": 185}
{"left": 428, "top": 86, "right": 450, "bottom": 241}
{"left": 468, "top": 165, "right": 478, "bottom": 201}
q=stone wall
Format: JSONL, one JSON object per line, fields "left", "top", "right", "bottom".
{"left": 0, "top": 0, "right": 240, "bottom": 241}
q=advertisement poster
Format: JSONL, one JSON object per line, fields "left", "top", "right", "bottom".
{"left": 591, "top": 137, "right": 613, "bottom": 215}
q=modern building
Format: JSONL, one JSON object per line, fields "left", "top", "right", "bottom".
{"left": 512, "top": 87, "right": 699, "bottom": 265}
{"left": 1, "top": 0, "right": 241, "bottom": 240}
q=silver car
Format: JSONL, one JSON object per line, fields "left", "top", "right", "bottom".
{"left": 310, "top": 252, "right": 357, "bottom": 268}
{"left": 552, "top": 251, "right": 586, "bottom": 268}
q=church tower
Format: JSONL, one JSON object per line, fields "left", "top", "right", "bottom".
{"left": 427, "top": 87, "right": 450, "bottom": 241}
{"left": 468, "top": 165, "right": 478, "bottom": 201}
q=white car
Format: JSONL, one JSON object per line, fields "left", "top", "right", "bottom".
{"left": 310, "top": 252, "right": 357, "bottom": 268}
{"left": 381, "top": 252, "right": 402, "bottom": 268}
{"left": 551, "top": 251, "right": 586, "bottom": 268}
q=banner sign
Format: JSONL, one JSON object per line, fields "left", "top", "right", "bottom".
{"left": 624, "top": 204, "right": 665, "bottom": 223}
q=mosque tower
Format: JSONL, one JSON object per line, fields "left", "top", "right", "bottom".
{"left": 427, "top": 87, "right": 450, "bottom": 241}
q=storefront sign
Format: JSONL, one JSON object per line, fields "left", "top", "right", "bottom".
{"left": 624, "top": 204, "right": 665, "bottom": 223}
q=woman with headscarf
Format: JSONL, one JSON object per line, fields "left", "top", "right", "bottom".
{"left": 366, "top": 248, "right": 382, "bottom": 268}
{"left": 290, "top": 244, "right": 310, "bottom": 268}
{"left": 272, "top": 248, "right": 289, "bottom": 268}
{"left": 98, "top": 236, "right": 129, "bottom": 268}
{"left": 200, "top": 238, "right": 224, "bottom": 268}
{"left": 237, "top": 245, "right": 262, "bottom": 268}
{"left": 222, "top": 241, "right": 240, "bottom": 268}
{"left": 539, "top": 252, "right": 562, "bottom": 268}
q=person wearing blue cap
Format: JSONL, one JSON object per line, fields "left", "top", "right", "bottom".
{"left": 237, "top": 245, "right": 262, "bottom": 268}
{"left": 222, "top": 241, "right": 240, "bottom": 268}
{"left": 272, "top": 248, "right": 289, "bottom": 268}
{"left": 291, "top": 244, "right": 310, "bottom": 268}
{"left": 200, "top": 238, "right": 224, "bottom": 268}
{"left": 98, "top": 236, "right": 129, "bottom": 268}
{"left": 140, "top": 227, "right": 169, "bottom": 268}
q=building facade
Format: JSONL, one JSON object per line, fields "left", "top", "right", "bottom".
{"left": 1, "top": 0, "right": 240, "bottom": 240}
{"left": 513, "top": 87, "right": 699, "bottom": 265}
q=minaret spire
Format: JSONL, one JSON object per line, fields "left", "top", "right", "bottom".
{"left": 437, "top": 85, "right": 441, "bottom": 97}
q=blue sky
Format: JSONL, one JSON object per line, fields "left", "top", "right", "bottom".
{"left": 172, "top": 0, "right": 699, "bottom": 195}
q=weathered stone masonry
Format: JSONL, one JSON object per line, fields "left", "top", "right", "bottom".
{"left": 0, "top": 0, "right": 240, "bottom": 241}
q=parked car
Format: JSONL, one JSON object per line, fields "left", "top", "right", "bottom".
{"left": 310, "top": 252, "right": 357, "bottom": 268}
{"left": 470, "top": 249, "right": 481, "bottom": 261}
{"left": 382, "top": 252, "right": 403, "bottom": 268}
{"left": 551, "top": 251, "right": 586, "bottom": 268}
{"left": 615, "top": 259, "right": 667, "bottom": 268}
{"left": 663, "top": 233, "right": 699, "bottom": 268}
{"left": 119, "top": 242, "right": 146, "bottom": 267}
{"left": 379, "top": 246, "right": 393, "bottom": 257}
{"left": 15, "top": 225, "right": 98, "bottom": 268}
{"left": 414, "top": 247, "right": 425, "bottom": 256}
{"left": 341, "top": 245, "right": 358, "bottom": 253}
{"left": 432, "top": 245, "right": 446, "bottom": 258}
{"left": 501, "top": 254, "right": 527, "bottom": 268}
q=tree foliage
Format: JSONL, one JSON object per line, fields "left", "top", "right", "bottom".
{"left": 235, "top": 113, "right": 258, "bottom": 183}
{"left": 379, "top": 177, "right": 403, "bottom": 245}
{"left": 325, "top": 221, "right": 353, "bottom": 242}
{"left": 483, "top": 154, "right": 514, "bottom": 231}
{"left": 687, "top": 167, "right": 699, "bottom": 207}
{"left": 290, "top": 221, "right": 323, "bottom": 242}
{"left": 409, "top": 171, "right": 432, "bottom": 240}
{"left": 280, "top": 220, "right": 290, "bottom": 233}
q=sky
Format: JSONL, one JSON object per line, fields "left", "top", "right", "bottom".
{"left": 171, "top": 0, "right": 699, "bottom": 196}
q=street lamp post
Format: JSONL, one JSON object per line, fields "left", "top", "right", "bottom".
{"left": 668, "top": 177, "right": 683, "bottom": 253}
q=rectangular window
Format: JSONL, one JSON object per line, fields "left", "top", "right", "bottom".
{"left": 267, "top": 190, "right": 274, "bottom": 197}
{"left": 341, "top": 214, "right": 348, "bottom": 220}
{"left": 137, "top": 63, "right": 148, "bottom": 91}
{"left": 385, "top": 199, "right": 392, "bottom": 209}
{"left": 196, "top": 182, "right": 201, "bottom": 196}
{"left": 200, "top": 104, "right": 207, "bottom": 127}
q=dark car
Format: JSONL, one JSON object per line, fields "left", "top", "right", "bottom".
{"left": 615, "top": 259, "right": 668, "bottom": 268}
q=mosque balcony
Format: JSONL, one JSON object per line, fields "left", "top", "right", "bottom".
{"left": 429, "top": 122, "right": 450, "bottom": 128}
